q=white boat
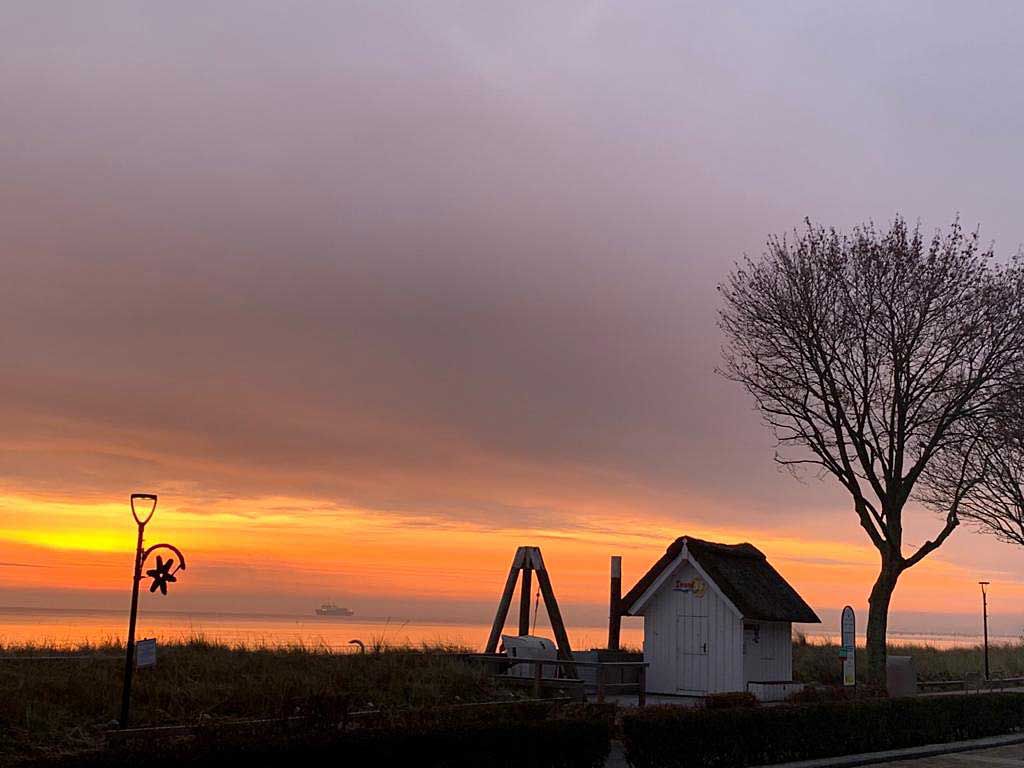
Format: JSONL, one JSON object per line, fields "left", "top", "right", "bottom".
{"left": 314, "top": 602, "right": 354, "bottom": 617}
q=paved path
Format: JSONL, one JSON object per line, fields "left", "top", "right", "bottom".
{"left": 604, "top": 738, "right": 1024, "bottom": 767}
{"left": 605, "top": 742, "right": 627, "bottom": 767}
{"left": 869, "top": 743, "right": 1024, "bottom": 766}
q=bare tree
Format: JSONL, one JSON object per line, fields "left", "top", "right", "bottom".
{"left": 718, "top": 216, "right": 1024, "bottom": 684}
{"left": 921, "top": 391, "right": 1024, "bottom": 548}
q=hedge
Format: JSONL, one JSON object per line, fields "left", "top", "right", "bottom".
{"left": 29, "top": 705, "right": 612, "bottom": 768}
{"left": 623, "top": 692, "right": 1024, "bottom": 768}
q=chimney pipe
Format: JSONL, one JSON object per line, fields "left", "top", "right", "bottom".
{"left": 608, "top": 555, "right": 622, "bottom": 650}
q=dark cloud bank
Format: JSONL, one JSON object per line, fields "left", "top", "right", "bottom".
{"left": 4, "top": 2, "right": 1024, "bottom": 551}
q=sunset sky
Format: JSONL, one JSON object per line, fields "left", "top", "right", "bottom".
{"left": 4, "top": 2, "right": 1024, "bottom": 637}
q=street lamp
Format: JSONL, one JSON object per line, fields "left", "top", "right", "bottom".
{"left": 120, "top": 493, "right": 187, "bottom": 727}
{"left": 979, "top": 581, "right": 990, "bottom": 681}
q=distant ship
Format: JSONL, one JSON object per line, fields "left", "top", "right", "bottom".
{"left": 314, "top": 602, "right": 354, "bottom": 617}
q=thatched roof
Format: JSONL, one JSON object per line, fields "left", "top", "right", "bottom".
{"left": 622, "top": 536, "right": 820, "bottom": 623}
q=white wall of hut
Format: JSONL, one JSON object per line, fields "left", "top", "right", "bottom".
{"left": 638, "top": 559, "right": 794, "bottom": 695}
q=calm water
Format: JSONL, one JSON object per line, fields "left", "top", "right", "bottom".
{"left": 0, "top": 607, "right": 645, "bottom": 651}
{"left": 0, "top": 607, "right": 1011, "bottom": 651}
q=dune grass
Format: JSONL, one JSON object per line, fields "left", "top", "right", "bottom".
{"left": 0, "top": 636, "right": 504, "bottom": 763}
{"left": 792, "top": 633, "right": 1024, "bottom": 684}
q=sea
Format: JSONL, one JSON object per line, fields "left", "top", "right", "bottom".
{"left": 0, "top": 607, "right": 1014, "bottom": 651}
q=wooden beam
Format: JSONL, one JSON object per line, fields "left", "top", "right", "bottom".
{"left": 484, "top": 548, "right": 525, "bottom": 653}
{"left": 608, "top": 555, "right": 622, "bottom": 650}
{"left": 534, "top": 559, "right": 576, "bottom": 677}
{"left": 527, "top": 546, "right": 545, "bottom": 571}
{"left": 518, "top": 566, "right": 533, "bottom": 636}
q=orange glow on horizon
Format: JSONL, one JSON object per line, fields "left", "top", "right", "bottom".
{"left": 3, "top": 488, "right": 1021, "bottom": 620}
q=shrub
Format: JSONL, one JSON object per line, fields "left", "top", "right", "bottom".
{"left": 29, "top": 704, "right": 612, "bottom": 768}
{"left": 623, "top": 693, "right": 1024, "bottom": 768}
{"left": 703, "top": 692, "right": 758, "bottom": 709}
{"left": 785, "top": 684, "right": 885, "bottom": 704}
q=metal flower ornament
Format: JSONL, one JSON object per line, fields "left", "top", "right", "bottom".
{"left": 119, "top": 493, "right": 187, "bottom": 727}
{"left": 146, "top": 555, "right": 179, "bottom": 595}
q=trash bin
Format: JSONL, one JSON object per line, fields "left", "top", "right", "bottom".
{"left": 887, "top": 655, "right": 916, "bottom": 697}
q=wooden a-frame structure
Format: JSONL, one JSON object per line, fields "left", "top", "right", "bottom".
{"left": 484, "top": 546, "right": 575, "bottom": 672}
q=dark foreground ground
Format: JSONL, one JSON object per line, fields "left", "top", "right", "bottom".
{"left": 3, "top": 638, "right": 1021, "bottom": 765}
{"left": 0, "top": 639, "right": 507, "bottom": 764}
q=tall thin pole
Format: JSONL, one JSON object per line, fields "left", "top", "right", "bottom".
{"left": 120, "top": 522, "right": 145, "bottom": 727}
{"left": 608, "top": 556, "right": 622, "bottom": 651}
{"left": 980, "top": 581, "right": 990, "bottom": 681}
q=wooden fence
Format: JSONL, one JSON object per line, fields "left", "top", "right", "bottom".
{"left": 467, "top": 653, "right": 648, "bottom": 705}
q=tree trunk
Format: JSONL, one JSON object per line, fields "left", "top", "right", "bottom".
{"left": 866, "top": 559, "right": 901, "bottom": 688}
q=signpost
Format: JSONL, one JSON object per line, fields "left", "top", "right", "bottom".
{"left": 119, "top": 493, "right": 186, "bottom": 727}
{"left": 840, "top": 605, "right": 855, "bottom": 687}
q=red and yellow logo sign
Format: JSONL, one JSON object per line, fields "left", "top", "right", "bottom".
{"left": 672, "top": 577, "right": 707, "bottom": 597}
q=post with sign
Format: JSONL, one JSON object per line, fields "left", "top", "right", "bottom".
{"left": 840, "top": 605, "right": 856, "bottom": 687}
{"left": 119, "top": 494, "right": 187, "bottom": 727}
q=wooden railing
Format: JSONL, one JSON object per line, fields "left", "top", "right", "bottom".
{"left": 467, "top": 654, "right": 649, "bottom": 706}
{"left": 919, "top": 676, "right": 1024, "bottom": 693}
{"left": 107, "top": 696, "right": 581, "bottom": 741}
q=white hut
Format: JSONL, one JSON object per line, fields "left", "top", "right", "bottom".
{"left": 622, "top": 537, "right": 819, "bottom": 699}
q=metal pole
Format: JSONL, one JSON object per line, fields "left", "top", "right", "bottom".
{"left": 608, "top": 555, "right": 622, "bottom": 651}
{"left": 120, "top": 521, "right": 145, "bottom": 727}
{"left": 980, "top": 581, "right": 990, "bottom": 681}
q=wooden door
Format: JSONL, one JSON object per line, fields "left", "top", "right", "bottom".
{"left": 676, "top": 612, "right": 708, "bottom": 694}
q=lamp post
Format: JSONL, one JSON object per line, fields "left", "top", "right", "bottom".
{"left": 979, "top": 581, "right": 990, "bottom": 681}
{"left": 120, "top": 493, "right": 186, "bottom": 727}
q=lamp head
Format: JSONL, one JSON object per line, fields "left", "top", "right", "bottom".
{"left": 130, "top": 493, "right": 158, "bottom": 526}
